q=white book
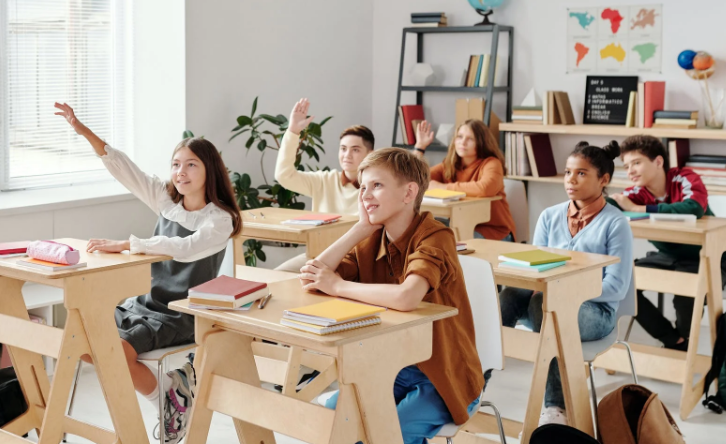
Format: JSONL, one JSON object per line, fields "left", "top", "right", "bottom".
{"left": 649, "top": 213, "right": 697, "bottom": 223}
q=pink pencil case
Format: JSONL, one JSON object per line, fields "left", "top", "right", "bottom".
{"left": 27, "top": 240, "right": 80, "bottom": 265}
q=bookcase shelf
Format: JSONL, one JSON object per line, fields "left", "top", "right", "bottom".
{"left": 393, "top": 143, "right": 448, "bottom": 152}
{"left": 393, "top": 25, "right": 514, "bottom": 147}
{"left": 499, "top": 123, "right": 726, "bottom": 141}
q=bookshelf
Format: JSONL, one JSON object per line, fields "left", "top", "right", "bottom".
{"left": 502, "top": 124, "right": 726, "bottom": 196}
{"left": 393, "top": 25, "right": 514, "bottom": 152}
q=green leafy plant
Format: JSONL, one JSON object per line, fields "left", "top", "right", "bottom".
{"left": 185, "top": 98, "right": 332, "bottom": 267}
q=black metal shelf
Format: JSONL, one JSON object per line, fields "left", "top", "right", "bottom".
{"left": 393, "top": 143, "right": 448, "bottom": 152}
{"left": 393, "top": 24, "right": 514, "bottom": 148}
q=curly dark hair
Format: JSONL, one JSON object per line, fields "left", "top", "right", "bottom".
{"left": 620, "top": 135, "right": 669, "bottom": 172}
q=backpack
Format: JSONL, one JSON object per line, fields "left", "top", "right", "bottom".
{"left": 598, "top": 384, "right": 684, "bottom": 444}
{"left": 0, "top": 366, "right": 28, "bottom": 428}
{"left": 703, "top": 312, "right": 726, "bottom": 413}
{"left": 530, "top": 424, "right": 599, "bottom": 444}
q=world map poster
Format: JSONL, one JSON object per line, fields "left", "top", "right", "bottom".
{"left": 567, "top": 4, "right": 662, "bottom": 74}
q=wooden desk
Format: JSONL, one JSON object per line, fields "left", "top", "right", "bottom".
{"left": 0, "top": 239, "right": 168, "bottom": 444}
{"left": 593, "top": 216, "right": 726, "bottom": 419}
{"left": 234, "top": 208, "right": 358, "bottom": 266}
{"left": 421, "top": 197, "right": 501, "bottom": 241}
{"left": 170, "top": 278, "right": 457, "bottom": 444}
{"left": 460, "top": 240, "right": 618, "bottom": 444}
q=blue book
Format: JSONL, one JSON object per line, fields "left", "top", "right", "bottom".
{"left": 622, "top": 211, "right": 649, "bottom": 221}
{"left": 473, "top": 55, "right": 484, "bottom": 88}
{"left": 498, "top": 261, "right": 567, "bottom": 273}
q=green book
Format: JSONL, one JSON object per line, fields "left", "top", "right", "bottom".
{"left": 498, "top": 261, "right": 567, "bottom": 273}
{"left": 622, "top": 211, "right": 649, "bottom": 221}
{"left": 498, "top": 249, "right": 571, "bottom": 266}
{"left": 512, "top": 106, "right": 543, "bottom": 111}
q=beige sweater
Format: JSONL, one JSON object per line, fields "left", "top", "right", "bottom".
{"left": 274, "top": 131, "right": 360, "bottom": 215}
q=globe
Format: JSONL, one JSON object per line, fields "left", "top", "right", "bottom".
{"left": 467, "top": 0, "right": 508, "bottom": 25}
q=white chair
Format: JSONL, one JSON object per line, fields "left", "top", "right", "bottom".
{"left": 503, "top": 179, "right": 529, "bottom": 243}
{"left": 64, "top": 343, "right": 196, "bottom": 443}
{"left": 435, "top": 255, "right": 507, "bottom": 444}
{"left": 582, "top": 271, "right": 638, "bottom": 437}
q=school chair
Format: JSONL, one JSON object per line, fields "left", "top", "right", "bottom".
{"left": 504, "top": 179, "right": 529, "bottom": 243}
{"left": 583, "top": 273, "right": 638, "bottom": 438}
{"left": 435, "top": 255, "right": 507, "bottom": 444}
{"left": 64, "top": 343, "right": 196, "bottom": 443}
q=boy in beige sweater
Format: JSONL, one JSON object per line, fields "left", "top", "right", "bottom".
{"left": 274, "top": 98, "right": 375, "bottom": 272}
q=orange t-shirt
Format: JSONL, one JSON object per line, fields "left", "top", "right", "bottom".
{"left": 430, "top": 157, "right": 517, "bottom": 241}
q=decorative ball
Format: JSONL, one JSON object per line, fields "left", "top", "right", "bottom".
{"left": 677, "top": 50, "right": 697, "bottom": 70}
{"left": 693, "top": 51, "right": 714, "bottom": 71}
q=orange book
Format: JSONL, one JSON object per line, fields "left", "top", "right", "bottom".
{"left": 16, "top": 258, "right": 87, "bottom": 271}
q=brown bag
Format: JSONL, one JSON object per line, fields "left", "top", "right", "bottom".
{"left": 598, "top": 384, "right": 685, "bottom": 444}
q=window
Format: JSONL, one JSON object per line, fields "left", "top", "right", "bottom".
{"left": 0, "top": 0, "right": 132, "bottom": 190}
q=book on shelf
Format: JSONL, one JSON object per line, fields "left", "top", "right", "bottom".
{"left": 498, "top": 249, "right": 571, "bottom": 266}
{"left": 652, "top": 123, "right": 696, "bottom": 129}
{"left": 686, "top": 162, "right": 726, "bottom": 169}
{"left": 625, "top": 91, "right": 637, "bottom": 127}
{"left": 411, "top": 16, "right": 447, "bottom": 24}
{"left": 400, "top": 105, "right": 425, "bottom": 145}
{"left": 498, "top": 260, "right": 566, "bottom": 273}
{"left": 16, "top": 258, "right": 87, "bottom": 272}
{"left": 511, "top": 115, "right": 543, "bottom": 121}
{"left": 654, "top": 110, "right": 699, "bottom": 120}
{"left": 655, "top": 118, "right": 698, "bottom": 126}
{"left": 411, "top": 12, "right": 446, "bottom": 18}
{"left": 281, "top": 214, "right": 342, "bottom": 226}
{"left": 473, "top": 55, "right": 484, "bottom": 88}
{"left": 423, "top": 189, "right": 466, "bottom": 202}
{"left": 512, "top": 107, "right": 543, "bottom": 117}
{"left": 282, "top": 299, "right": 386, "bottom": 327}
{"left": 546, "top": 91, "right": 561, "bottom": 125}
{"left": 477, "top": 54, "right": 491, "bottom": 87}
{"left": 637, "top": 82, "right": 645, "bottom": 128}
{"left": 398, "top": 106, "right": 409, "bottom": 144}
{"left": 188, "top": 275, "right": 268, "bottom": 308}
{"left": 643, "top": 81, "right": 666, "bottom": 128}
{"left": 553, "top": 91, "right": 575, "bottom": 125}
{"left": 687, "top": 154, "right": 726, "bottom": 164}
{"left": 523, "top": 133, "right": 557, "bottom": 177}
{"left": 280, "top": 317, "right": 382, "bottom": 335}
{"left": 668, "top": 139, "right": 690, "bottom": 168}
{"left": 688, "top": 167, "right": 726, "bottom": 177}
{"left": 466, "top": 55, "right": 479, "bottom": 87}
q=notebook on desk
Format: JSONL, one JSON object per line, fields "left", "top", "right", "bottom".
{"left": 498, "top": 249, "right": 571, "bottom": 266}
{"left": 280, "top": 317, "right": 382, "bottom": 335}
{"left": 281, "top": 214, "right": 342, "bottom": 226}
{"left": 423, "top": 189, "right": 466, "bottom": 203}
{"left": 282, "top": 299, "right": 386, "bottom": 327}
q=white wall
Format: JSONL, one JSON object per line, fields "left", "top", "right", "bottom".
{"left": 371, "top": 0, "right": 726, "bottom": 239}
{"left": 185, "top": 0, "right": 373, "bottom": 196}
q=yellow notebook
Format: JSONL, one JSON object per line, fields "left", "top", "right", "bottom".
{"left": 423, "top": 189, "right": 466, "bottom": 201}
{"left": 283, "top": 299, "right": 386, "bottom": 327}
{"left": 280, "top": 317, "right": 382, "bottom": 335}
{"left": 498, "top": 249, "right": 571, "bottom": 266}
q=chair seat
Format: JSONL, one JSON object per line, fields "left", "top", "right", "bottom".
{"left": 581, "top": 328, "right": 618, "bottom": 362}
{"left": 435, "top": 422, "right": 461, "bottom": 438}
{"left": 137, "top": 343, "right": 196, "bottom": 362}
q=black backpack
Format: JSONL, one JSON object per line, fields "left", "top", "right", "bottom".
{"left": 703, "top": 312, "right": 726, "bottom": 413}
{"left": 530, "top": 424, "right": 599, "bottom": 444}
{"left": 0, "top": 365, "right": 28, "bottom": 428}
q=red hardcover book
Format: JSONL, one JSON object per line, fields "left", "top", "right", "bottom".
{"left": 400, "top": 105, "right": 425, "bottom": 146}
{"left": 523, "top": 133, "right": 557, "bottom": 177}
{"left": 188, "top": 275, "right": 267, "bottom": 301}
{"left": 0, "top": 241, "right": 30, "bottom": 255}
{"left": 643, "top": 81, "right": 666, "bottom": 128}
{"left": 668, "top": 139, "right": 690, "bottom": 168}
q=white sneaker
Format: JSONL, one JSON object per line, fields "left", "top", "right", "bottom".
{"left": 538, "top": 406, "right": 569, "bottom": 426}
{"left": 163, "top": 362, "right": 196, "bottom": 444}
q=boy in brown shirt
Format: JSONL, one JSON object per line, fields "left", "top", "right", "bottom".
{"left": 299, "top": 148, "right": 484, "bottom": 443}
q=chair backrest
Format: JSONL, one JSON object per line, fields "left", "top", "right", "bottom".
{"left": 459, "top": 255, "right": 504, "bottom": 371}
{"left": 616, "top": 266, "right": 637, "bottom": 320}
{"left": 503, "top": 178, "right": 529, "bottom": 243}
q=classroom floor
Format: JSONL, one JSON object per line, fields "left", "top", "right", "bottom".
{"left": 34, "top": 319, "right": 724, "bottom": 444}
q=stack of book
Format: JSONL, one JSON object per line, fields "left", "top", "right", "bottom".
{"left": 16, "top": 257, "right": 87, "bottom": 272}
{"left": 511, "top": 106, "right": 543, "bottom": 124}
{"left": 498, "top": 249, "right": 571, "bottom": 273}
{"left": 505, "top": 132, "right": 557, "bottom": 178}
{"left": 410, "top": 12, "right": 447, "bottom": 27}
{"left": 398, "top": 104, "right": 425, "bottom": 145}
{"left": 542, "top": 91, "right": 575, "bottom": 125}
{"left": 652, "top": 110, "right": 699, "bottom": 130}
{"left": 464, "top": 54, "right": 503, "bottom": 88}
{"left": 628, "top": 81, "right": 666, "bottom": 128}
{"left": 685, "top": 154, "right": 726, "bottom": 186}
{"left": 281, "top": 299, "right": 386, "bottom": 335}
{"left": 187, "top": 275, "right": 268, "bottom": 310}
{"left": 422, "top": 189, "right": 466, "bottom": 203}
{"left": 281, "top": 214, "right": 341, "bottom": 226}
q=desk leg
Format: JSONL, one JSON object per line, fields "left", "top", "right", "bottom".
{"left": 0, "top": 277, "right": 49, "bottom": 436}
{"left": 449, "top": 203, "right": 490, "bottom": 242}
{"left": 186, "top": 323, "right": 276, "bottom": 444}
{"left": 339, "top": 323, "right": 434, "bottom": 444}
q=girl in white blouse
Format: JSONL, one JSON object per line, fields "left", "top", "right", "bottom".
{"left": 55, "top": 103, "right": 241, "bottom": 444}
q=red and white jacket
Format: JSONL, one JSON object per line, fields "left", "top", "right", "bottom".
{"left": 622, "top": 167, "right": 710, "bottom": 215}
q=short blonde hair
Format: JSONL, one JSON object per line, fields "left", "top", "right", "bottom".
{"left": 358, "top": 148, "right": 430, "bottom": 212}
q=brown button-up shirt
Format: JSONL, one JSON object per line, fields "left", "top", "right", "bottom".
{"left": 336, "top": 212, "right": 484, "bottom": 424}
{"left": 567, "top": 195, "right": 607, "bottom": 237}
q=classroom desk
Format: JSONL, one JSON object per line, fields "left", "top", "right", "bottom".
{"left": 593, "top": 216, "right": 726, "bottom": 419}
{"left": 421, "top": 196, "right": 501, "bottom": 241}
{"left": 170, "top": 278, "right": 457, "bottom": 444}
{"left": 0, "top": 239, "right": 168, "bottom": 444}
{"left": 460, "top": 239, "right": 618, "bottom": 444}
{"left": 234, "top": 208, "right": 358, "bottom": 267}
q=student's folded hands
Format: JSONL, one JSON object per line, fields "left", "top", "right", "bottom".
{"left": 299, "top": 259, "right": 342, "bottom": 295}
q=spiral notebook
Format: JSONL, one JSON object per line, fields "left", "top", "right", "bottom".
{"left": 280, "top": 316, "right": 382, "bottom": 335}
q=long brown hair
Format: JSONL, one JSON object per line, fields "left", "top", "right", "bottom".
{"left": 442, "top": 119, "right": 506, "bottom": 181}
{"left": 166, "top": 137, "right": 242, "bottom": 237}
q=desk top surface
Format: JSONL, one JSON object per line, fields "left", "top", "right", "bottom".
{"left": 170, "top": 278, "right": 457, "bottom": 347}
{"left": 240, "top": 208, "right": 358, "bottom": 234}
{"left": 629, "top": 216, "right": 726, "bottom": 235}
{"left": 421, "top": 196, "right": 502, "bottom": 208}
{"left": 464, "top": 239, "right": 619, "bottom": 283}
{"left": 0, "top": 238, "right": 168, "bottom": 280}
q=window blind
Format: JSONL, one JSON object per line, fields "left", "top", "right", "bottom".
{"left": 0, "top": 0, "right": 132, "bottom": 190}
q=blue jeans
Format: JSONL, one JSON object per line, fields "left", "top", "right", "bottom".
{"left": 323, "top": 365, "right": 480, "bottom": 444}
{"left": 436, "top": 217, "right": 514, "bottom": 242}
{"left": 498, "top": 287, "right": 616, "bottom": 409}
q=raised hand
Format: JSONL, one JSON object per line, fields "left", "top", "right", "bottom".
{"left": 415, "top": 120, "right": 435, "bottom": 150}
{"left": 54, "top": 102, "right": 86, "bottom": 135}
{"left": 288, "top": 98, "right": 315, "bottom": 135}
